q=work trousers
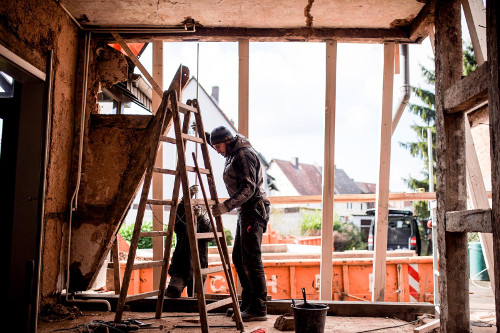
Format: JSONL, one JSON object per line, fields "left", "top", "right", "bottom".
{"left": 232, "top": 209, "right": 268, "bottom": 314}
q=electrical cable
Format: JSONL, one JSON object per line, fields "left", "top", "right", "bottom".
{"left": 354, "top": 314, "right": 429, "bottom": 333}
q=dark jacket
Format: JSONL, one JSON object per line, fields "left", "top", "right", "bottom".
{"left": 221, "top": 135, "right": 270, "bottom": 212}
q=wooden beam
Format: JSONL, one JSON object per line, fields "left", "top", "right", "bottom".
{"left": 96, "top": 27, "right": 413, "bottom": 44}
{"left": 445, "top": 209, "right": 492, "bottom": 232}
{"left": 151, "top": 40, "right": 164, "bottom": 288}
{"left": 112, "top": 32, "right": 163, "bottom": 99}
{"left": 444, "top": 61, "right": 488, "bottom": 113}
{"left": 320, "top": 40, "right": 337, "bottom": 301}
{"left": 462, "top": 0, "right": 487, "bottom": 65}
{"left": 486, "top": 0, "right": 500, "bottom": 328}
{"left": 434, "top": 0, "right": 469, "bottom": 330}
{"left": 409, "top": 1, "right": 436, "bottom": 43}
{"left": 238, "top": 39, "right": 249, "bottom": 138}
{"left": 372, "top": 42, "right": 395, "bottom": 302}
{"left": 465, "top": 118, "right": 495, "bottom": 292}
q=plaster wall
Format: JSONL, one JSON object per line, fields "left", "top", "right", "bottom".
{"left": 0, "top": 0, "right": 79, "bottom": 304}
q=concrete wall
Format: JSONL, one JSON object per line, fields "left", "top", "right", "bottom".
{"left": 0, "top": 0, "right": 79, "bottom": 305}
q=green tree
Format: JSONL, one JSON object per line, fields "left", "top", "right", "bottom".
{"left": 401, "top": 43, "right": 478, "bottom": 218}
{"left": 119, "top": 220, "right": 154, "bottom": 249}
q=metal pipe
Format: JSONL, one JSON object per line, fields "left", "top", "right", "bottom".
{"left": 391, "top": 44, "right": 410, "bottom": 136}
{"left": 64, "top": 31, "right": 110, "bottom": 311}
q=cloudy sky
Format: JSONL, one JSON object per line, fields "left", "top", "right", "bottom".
{"left": 136, "top": 22, "right": 470, "bottom": 192}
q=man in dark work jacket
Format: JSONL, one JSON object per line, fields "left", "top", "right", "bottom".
{"left": 166, "top": 185, "right": 211, "bottom": 298}
{"left": 207, "top": 126, "right": 271, "bottom": 322}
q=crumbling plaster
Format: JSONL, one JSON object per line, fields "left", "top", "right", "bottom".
{"left": 0, "top": 0, "right": 79, "bottom": 305}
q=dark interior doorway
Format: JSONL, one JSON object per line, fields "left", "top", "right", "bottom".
{"left": 0, "top": 52, "right": 50, "bottom": 332}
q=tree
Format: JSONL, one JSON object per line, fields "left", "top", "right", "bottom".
{"left": 401, "top": 43, "right": 477, "bottom": 218}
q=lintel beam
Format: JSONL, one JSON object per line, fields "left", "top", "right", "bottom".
{"left": 444, "top": 61, "right": 488, "bottom": 113}
{"left": 445, "top": 209, "right": 492, "bottom": 233}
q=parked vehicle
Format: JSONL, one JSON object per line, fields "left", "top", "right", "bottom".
{"left": 366, "top": 209, "right": 423, "bottom": 255}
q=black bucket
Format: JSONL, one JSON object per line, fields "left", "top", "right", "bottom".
{"left": 291, "top": 303, "right": 328, "bottom": 333}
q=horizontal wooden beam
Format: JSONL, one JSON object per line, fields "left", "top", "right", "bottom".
{"left": 446, "top": 208, "right": 492, "bottom": 233}
{"left": 94, "top": 26, "right": 416, "bottom": 43}
{"left": 264, "top": 192, "right": 439, "bottom": 204}
{"left": 414, "top": 319, "right": 440, "bottom": 333}
{"left": 444, "top": 62, "right": 488, "bottom": 113}
{"left": 409, "top": 1, "right": 436, "bottom": 43}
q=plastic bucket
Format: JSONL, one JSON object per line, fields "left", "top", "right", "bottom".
{"left": 292, "top": 303, "right": 328, "bottom": 333}
{"left": 468, "top": 242, "right": 489, "bottom": 281}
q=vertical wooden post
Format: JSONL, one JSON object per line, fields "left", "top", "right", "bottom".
{"left": 152, "top": 41, "right": 164, "bottom": 287}
{"left": 435, "top": 1, "right": 469, "bottom": 331}
{"left": 238, "top": 39, "right": 249, "bottom": 138}
{"left": 372, "top": 42, "right": 395, "bottom": 302}
{"left": 320, "top": 40, "right": 337, "bottom": 301}
{"left": 462, "top": 0, "right": 487, "bottom": 64}
{"left": 486, "top": 0, "right": 500, "bottom": 327}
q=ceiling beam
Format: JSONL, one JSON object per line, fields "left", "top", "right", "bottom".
{"left": 92, "top": 26, "right": 419, "bottom": 43}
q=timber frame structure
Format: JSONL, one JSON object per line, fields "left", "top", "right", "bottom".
{"left": 1, "top": 0, "right": 499, "bottom": 332}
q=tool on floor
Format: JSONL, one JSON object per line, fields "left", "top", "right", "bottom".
{"left": 113, "top": 90, "right": 244, "bottom": 333}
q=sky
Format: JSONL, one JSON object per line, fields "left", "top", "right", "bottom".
{"left": 134, "top": 22, "right": 470, "bottom": 193}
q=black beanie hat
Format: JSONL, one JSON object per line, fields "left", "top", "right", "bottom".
{"left": 210, "top": 126, "right": 234, "bottom": 144}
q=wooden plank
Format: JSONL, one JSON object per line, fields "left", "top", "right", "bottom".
{"left": 96, "top": 27, "right": 412, "bottom": 44}
{"left": 151, "top": 41, "right": 164, "bottom": 288}
{"left": 372, "top": 42, "right": 395, "bottom": 302}
{"left": 182, "top": 133, "right": 204, "bottom": 143}
{"left": 434, "top": 0, "right": 469, "bottom": 330}
{"left": 146, "top": 199, "right": 173, "bottom": 206}
{"left": 132, "top": 260, "right": 165, "bottom": 270}
{"left": 112, "top": 33, "right": 163, "bottom": 99}
{"left": 413, "top": 319, "right": 440, "bottom": 333}
{"left": 126, "top": 290, "right": 161, "bottom": 302}
{"left": 196, "top": 232, "right": 222, "bottom": 239}
{"left": 445, "top": 209, "right": 492, "bottom": 232}
{"left": 320, "top": 40, "right": 337, "bottom": 301}
{"left": 238, "top": 39, "right": 249, "bottom": 138}
{"left": 186, "top": 166, "right": 210, "bottom": 174}
{"left": 139, "top": 231, "right": 170, "bottom": 237}
{"left": 486, "top": 0, "right": 500, "bottom": 328}
{"left": 160, "top": 135, "right": 176, "bottom": 144}
{"left": 200, "top": 265, "right": 225, "bottom": 275}
{"left": 112, "top": 238, "right": 121, "bottom": 295}
{"left": 205, "top": 297, "right": 233, "bottom": 312}
{"left": 394, "top": 43, "right": 400, "bottom": 75}
{"left": 465, "top": 118, "right": 495, "bottom": 292}
{"left": 153, "top": 167, "right": 177, "bottom": 175}
{"left": 462, "top": 0, "right": 487, "bottom": 65}
{"left": 178, "top": 103, "right": 198, "bottom": 114}
{"left": 444, "top": 61, "right": 488, "bottom": 113}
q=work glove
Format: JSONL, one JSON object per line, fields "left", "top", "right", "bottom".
{"left": 189, "top": 185, "right": 199, "bottom": 197}
{"left": 193, "top": 205, "right": 202, "bottom": 217}
{"left": 211, "top": 202, "right": 229, "bottom": 217}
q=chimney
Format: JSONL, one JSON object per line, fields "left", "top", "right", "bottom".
{"left": 211, "top": 86, "right": 219, "bottom": 103}
{"left": 292, "top": 157, "right": 299, "bottom": 168}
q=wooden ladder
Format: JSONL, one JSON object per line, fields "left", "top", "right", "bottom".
{"left": 114, "top": 90, "right": 244, "bottom": 332}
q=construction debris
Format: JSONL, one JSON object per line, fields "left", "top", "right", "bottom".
{"left": 274, "top": 314, "right": 294, "bottom": 331}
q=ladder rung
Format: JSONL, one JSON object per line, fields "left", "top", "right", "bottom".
{"left": 206, "top": 297, "right": 233, "bottom": 311}
{"left": 140, "top": 231, "right": 170, "bottom": 237}
{"left": 154, "top": 167, "right": 177, "bottom": 175}
{"left": 160, "top": 135, "right": 176, "bottom": 144}
{"left": 132, "top": 260, "right": 165, "bottom": 270}
{"left": 186, "top": 166, "right": 211, "bottom": 174}
{"left": 196, "top": 232, "right": 222, "bottom": 239}
{"left": 192, "top": 198, "right": 217, "bottom": 205}
{"left": 182, "top": 133, "right": 204, "bottom": 143}
{"left": 126, "top": 290, "right": 161, "bottom": 302}
{"left": 179, "top": 103, "right": 198, "bottom": 114}
{"left": 201, "top": 265, "right": 226, "bottom": 275}
{"left": 147, "top": 199, "right": 174, "bottom": 206}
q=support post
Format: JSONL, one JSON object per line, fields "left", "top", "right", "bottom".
{"left": 372, "top": 42, "right": 395, "bottom": 302}
{"left": 238, "top": 39, "right": 249, "bottom": 138}
{"left": 486, "top": 0, "right": 500, "bottom": 327}
{"left": 435, "top": 0, "right": 469, "bottom": 330}
{"left": 320, "top": 40, "right": 337, "bottom": 301}
{"left": 462, "top": 0, "right": 487, "bottom": 64}
{"left": 152, "top": 41, "right": 164, "bottom": 287}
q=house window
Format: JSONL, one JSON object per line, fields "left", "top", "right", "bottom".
{"left": 360, "top": 203, "right": 363, "bottom": 211}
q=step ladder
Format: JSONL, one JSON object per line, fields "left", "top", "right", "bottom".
{"left": 114, "top": 90, "right": 244, "bottom": 332}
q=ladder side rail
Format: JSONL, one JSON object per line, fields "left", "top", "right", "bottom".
{"left": 155, "top": 102, "right": 193, "bottom": 317}
{"left": 171, "top": 92, "right": 210, "bottom": 332}
{"left": 192, "top": 153, "right": 244, "bottom": 331}
{"left": 115, "top": 92, "right": 169, "bottom": 323}
{"left": 192, "top": 102, "right": 243, "bottom": 329}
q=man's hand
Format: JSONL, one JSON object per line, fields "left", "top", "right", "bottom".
{"left": 189, "top": 185, "right": 199, "bottom": 197}
{"left": 211, "top": 202, "right": 229, "bottom": 217}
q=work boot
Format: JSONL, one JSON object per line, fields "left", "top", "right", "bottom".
{"left": 166, "top": 275, "right": 186, "bottom": 298}
{"left": 239, "top": 310, "right": 268, "bottom": 322}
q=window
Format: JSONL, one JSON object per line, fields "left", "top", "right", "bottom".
{"left": 0, "top": 72, "right": 14, "bottom": 98}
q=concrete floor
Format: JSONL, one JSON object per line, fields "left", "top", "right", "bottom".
{"left": 469, "top": 280, "right": 496, "bottom": 332}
